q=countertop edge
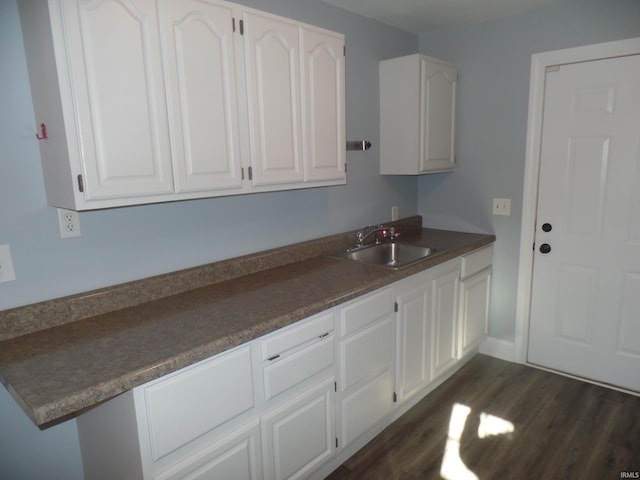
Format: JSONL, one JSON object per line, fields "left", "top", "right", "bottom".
{"left": 0, "top": 225, "right": 495, "bottom": 427}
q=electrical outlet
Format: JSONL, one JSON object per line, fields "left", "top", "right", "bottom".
{"left": 58, "top": 208, "right": 81, "bottom": 238}
{"left": 492, "top": 198, "right": 511, "bottom": 216}
{"left": 391, "top": 206, "right": 399, "bottom": 221}
{"left": 0, "top": 244, "right": 16, "bottom": 283}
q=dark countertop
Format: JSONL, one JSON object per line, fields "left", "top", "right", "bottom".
{"left": 0, "top": 220, "right": 494, "bottom": 427}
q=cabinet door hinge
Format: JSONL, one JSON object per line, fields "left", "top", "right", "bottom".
{"left": 239, "top": 19, "right": 244, "bottom": 35}
{"left": 336, "top": 437, "right": 339, "bottom": 448}
{"left": 334, "top": 381, "right": 337, "bottom": 392}
{"left": 393, "top": 392, "right": 398, "bottom": 403}
{"left": 77, "top": 174, "right": 84, "bottom": 193}
{"left": 241, "top": 167, "right": 244, "bottom": 180}
{"left": 248, "top": 166, "right": 253, "bottom": 180}
{"left": 343, "top": 45, "right": 346, "bottom": 57}
{"left": 232, "top": 18, "right": 236, "bottom": 32}
{"left": 344, "top": 162, "right": 347, "bottom": 173}
{"left": 394, "top": 301, "right": 398, "bottom": 313}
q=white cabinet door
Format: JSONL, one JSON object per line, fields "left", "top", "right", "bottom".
{"left": 242, "top": 10, "right": 304, "bottom": 187}
{"left": 419, "top": 57, "right": 456, "bottom": 173}
{"left": 261, "top": 378, "right": 335, "bottom": 480}
{"left": 380, "top": 53, "right": 457, "bottom": 175}
{"left": 58, "top": 0, "right": 175, "bottom": 200}
{"left": 431, "top": 262, "right": 460, "bottom": 379}
{"left": 395, "top": 272, "right": 432, "bottom": 403}
{"left": 160, "top": 0, "right": 244, "bottom": 194}
{"left": 154, "top": 419, "right": 261, "bottom": 480}
{"left": 301, "top": 27, "right": 346, "bottom": 183}
{"left": 459, "top": 268, "right": 491, "bottom": 358}
{"left": 337, "top": 288, "right": 395, "bottom": 447}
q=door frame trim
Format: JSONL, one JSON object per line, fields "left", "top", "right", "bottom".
{"left": 515, "top": 37, "right": 640, "bottom": 363}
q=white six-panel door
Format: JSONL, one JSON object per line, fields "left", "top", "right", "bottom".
{"left": 528, "top": 55, "right": 640, "bottom": 392}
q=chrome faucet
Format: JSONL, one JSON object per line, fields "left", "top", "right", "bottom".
{"left": 356, "top": 224, "right": 398, "bottom": 247}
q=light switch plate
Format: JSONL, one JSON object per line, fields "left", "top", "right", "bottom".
{"left": 492, "top": 198, "right": 511, "bottom": 216}
{"left": 0, "top": 244, "right": 16, "bottom": 283}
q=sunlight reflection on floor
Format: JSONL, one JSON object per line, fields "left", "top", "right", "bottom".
{"left": 440, "top": 403, "right": 515, "bottom": 480}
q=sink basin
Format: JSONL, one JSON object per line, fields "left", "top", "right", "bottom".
{"left": 328, "top": 242, "right": 436, "bottom": 269}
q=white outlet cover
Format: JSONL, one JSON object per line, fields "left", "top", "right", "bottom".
{"left": 57, "top": 208, "right": 81, "bottom": 238}
{"left": 0, "top": 244, "right": 16, "bottom": 283}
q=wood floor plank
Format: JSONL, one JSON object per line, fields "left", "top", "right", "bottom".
{"left": 325, "top": 354, "right": 640, "bottom": 480}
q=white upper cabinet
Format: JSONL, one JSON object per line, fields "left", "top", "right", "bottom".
{"left": 242, "top": 10, "right": 304, "bottom": 187}
{"left": 242, "top": 9, "right": 346, "bottom": 188}
{"left": 18, "top": 0, "right": 345, "bottom": 210}
{"left": 160, "top": 0, "right": 244, "bottom": 194}
{"left": 20, "top": 0, "right": 175, "bottom": 208}
{"left": 380, "top": 53, "right": 457, "bottom": 175}
{"left": 302, "top": 26, "right": 346, "bottom": 183}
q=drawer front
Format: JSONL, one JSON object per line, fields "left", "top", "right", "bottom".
{"left": 340, "top": 288, "right": 394, "bottom": 337}
{"left": 263, "top": 335, "right": 334, "bottom": 401}
{"left": 261, "top": 311, "right": 335, "bottom": 360}
{"left": 141, "top": 345, "right": 254, "bottom": 461}
{"left": 461, "top": 246, "right": 493, "bottom": 279}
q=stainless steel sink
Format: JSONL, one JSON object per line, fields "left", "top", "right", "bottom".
{"left": 328, "top": 242, "right": 436, "bottom": 269}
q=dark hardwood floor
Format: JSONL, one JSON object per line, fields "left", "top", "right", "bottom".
{"left": 326, "top": 354, "right": 640, "bottom": 480}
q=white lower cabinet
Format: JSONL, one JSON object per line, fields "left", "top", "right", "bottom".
{"left": 458, "top": 247, "right": 493, "bottom": 358}
{"left": 336, "top": 288, "right": 395, "bottom": 447}
{"left": 78, "top": 250, "right": 493, "bottom": 479}
{"left": 431, "top": 261, "right": 461, "bottom": 380}
{"left": 154, "top": 419, "right": 262, "bottom": 480}
{"left": 394, "top": 258, "right": 462, "bottom": 403}
{"left": 77, "top": 344, "right": 258, "bottom": 480}
{"left": 395, "top": 270, "right": 433, "bottom": 403}
{"left": 261, "top": 378, "right": 335, "bottom": 480}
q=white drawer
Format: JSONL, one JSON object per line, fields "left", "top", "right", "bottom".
{"left": 261, "top": 311, "right": 335, "bottom": 360}
{"left": 340, "top": 288, "right": 394, "bottom": 337}
{"left": 139, "top": 345, "right": 254, "bottom": 461}
{"left": 461, "top": 246, "right": 493, "bottom": 279}
{"left": 263, "top": 334, "right": 334, "bottom": 401}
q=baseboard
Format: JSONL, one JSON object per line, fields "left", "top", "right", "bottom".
{"left": 479, "top": 336, "right": 518, "bottom": 363}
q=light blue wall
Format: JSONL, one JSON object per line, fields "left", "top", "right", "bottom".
{"left": 0, "top": 0, "right": 417, "bottom": 477}
{"left": 418, "top": 0, "right": 640, "bottom": 340}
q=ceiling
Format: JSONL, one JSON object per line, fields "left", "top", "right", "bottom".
{"left": 322, "top": 0, "right": 565, "bottom": 34}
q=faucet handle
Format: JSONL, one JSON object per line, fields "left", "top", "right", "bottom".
{"left": 378, "top": 226, "right": 399, "bottom": 242}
